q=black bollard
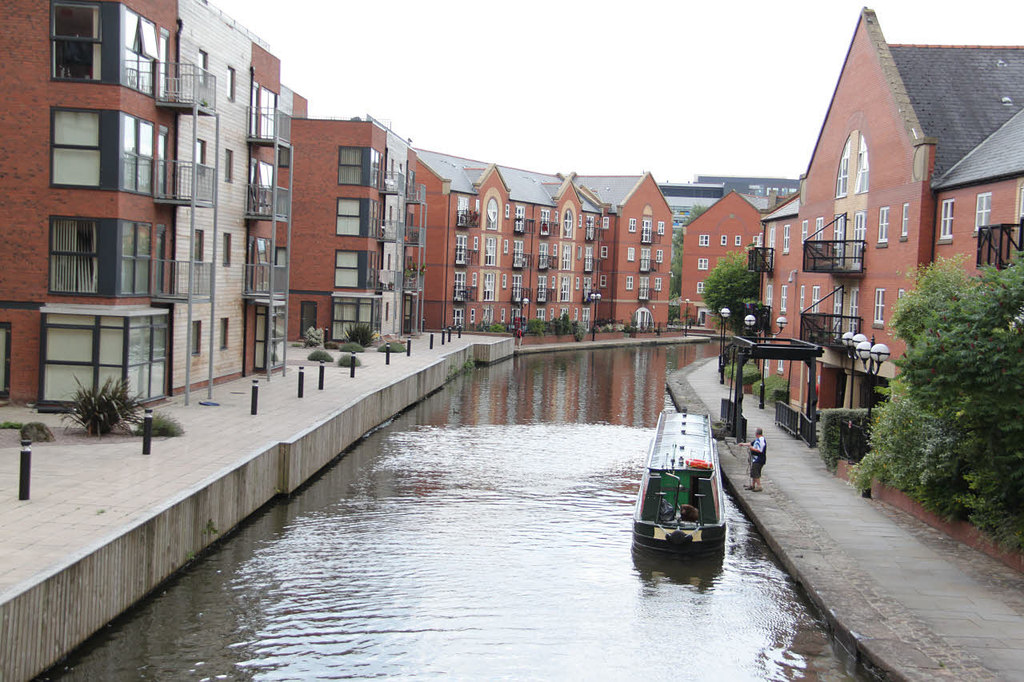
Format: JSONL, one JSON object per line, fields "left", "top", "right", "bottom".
{"left": 251, "top": 379, "right": 259, "bottom": 415}
{"left": 407, "top": 338, "right": 412, "bottom": 357}
{"left": 318, "top": 361, "right": 325, "bottom": 390}
{"left": 19, "top": 440, "right": 31, "bottom": 501}
{"left": 440, "top": 330, "right": 445, "bottom": 346}
{"left": 298, "top": 366, "right": 305, "bottom": 398}
{"left": 385, "top": 343, "right": 391, "bottom": 365}
{"left": 350, "top": 351, "right": 356, "bottom": 378}
{"left": 447, "top": 327, "right": 452, "bottom": 342}
{"left": 457, "top": 326, "right": 462, "bottom": 339}
{"left": 430, "top": 333, "right": 434, "bottom": 349}
{"left": 142, "top": 408, "right": 153, "bottom": 455}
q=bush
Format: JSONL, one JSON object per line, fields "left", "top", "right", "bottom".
{"left": 752, "top": 375, "right": 789, "bottom": 404}
{"left": 324, "top": 340, "right": 340, "bottom": 350}
{"left": 526, "top": 318, "right": 546, "bottom": 336}
{"left": 63, "top": 378, "right": 142, "bottom": 436}
{"left": 725, "top": 362, "right": 762, "bottom": 386}
{"left": 303, "top": 326, "right": 324, "bottom": 348}
{"left": 377, "top": 341, "right": 405, "bottom": 353}
{"left": 20, "top": 422, "right": 54, "bottom": 442}
{"left": 134, "top": 411, "right": 184, "bottom": 437}
{"left": 337, "top": 354, "right": 362, "bottom": 368}
{"left": 307, "top": 349, "right": 333, "bottom": 362}
{"left": 344, "top": 323, "right": 375, "bottom": 347}
{"left": 339, "top": 342, "right": 364, "bottom": 353}
{"left": 487, "top": 323, "right": 506, "bottom": 333}
{"left": 0, "top": 421, "right": 23, "bottom": 429}
{"left": 818, "top": 408, "right": 869, "bottom": 472}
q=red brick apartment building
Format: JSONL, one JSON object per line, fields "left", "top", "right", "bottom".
{"left": 414, "top": 151, "right": 673, "bottom": 331}
{"left": 679, "top": 191, "right": 769, "bottom": 328}
{"left": 754, "top": 9, "right": 1024, "bottom": 413}
{"left": 0, "top": 0, "right": 305, "bottom": 405}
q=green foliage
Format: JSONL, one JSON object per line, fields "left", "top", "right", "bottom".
{"left": 306, "top": 349, "right": 333, "bottom": 363}
{"left": 324, "top": 340, "right": 340, "bottom": 350}
{"left": 339, "top": 342, "right": 364, "bottom": 353}
{"left": 377, "top": 341, "right": 406, "bottom": 353}
{"left": 725, "top": 361, "right": 761, "bottom": 385}
{"left": 487, "top": 323, "right": 506, "bottom": 333}
{"left": 134, "top": 411, "right": 184, "bottom": 437}
{"left": 0, "top": 421, "right": 23, "bottom": 429}
{"left": 344, "top": 323, "right": 375, "bottom": 347}
{"left": 701, "top": 251, "right": 760, "bottom": 333}
{"left": 891, "top": 255, "right": 975, "bottom": 345}
{"left": 337, "top": 354, "right": 362, "bottom": 368}
{"left": 818, "top": 408, "right": 869, "bottom": 472}
{"left": 526, "top": 318, "right": 546, "bottom": 336}
{"left": 63, "top": 378, "right": 142, "bottom": 436}
{"left": 302, "top": 326, "right": 324, "bottom": 348}
{"left": 752, "top": 374, "right": 790, "bottom": 404}
{"left": 20, "top": 422, "right": 54, "bottom": 442}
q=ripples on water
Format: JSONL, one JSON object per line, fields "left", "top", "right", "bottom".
{"left": 45, "top": 346, "right": 862, "bottom": 681}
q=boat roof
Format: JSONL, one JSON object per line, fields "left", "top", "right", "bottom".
{"left": 648, "top": 412, "right": 714, "bottom": 470}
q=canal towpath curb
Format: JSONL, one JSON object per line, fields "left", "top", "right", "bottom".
{"left": 669, "top": 356, "right": 1024, "bottom": 681}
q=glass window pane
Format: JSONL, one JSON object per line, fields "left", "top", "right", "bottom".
{"left": 54, "top": 4, "right": 100, "bottom": 38}
{"left": 339, "top": 147, "right": 361, "bottom": 164}
{"left": 47, "top": 327, "right": 93, "bottom": 362}
{"left": 123, "top": 115, "right": 137, "bottom": 153}
{"left": 53, "top": 148, "right": 100, "bottom": 185}
{"left": 55, "top": 111, "right": 98, "bottom": 145}
{"left": 99, "top": 327, "right": 123, "bottom": 364}
{"left": 97, "top": 365, "right": 121, "bottom": 387}
{"left": 129, "top": 325, "right": 150, "bottom": 364}
{"left": 150, "top": 361, "right": 165, "bottom": 398}
{"left": 44, "top": 364, "right": 92, "bottom": 401}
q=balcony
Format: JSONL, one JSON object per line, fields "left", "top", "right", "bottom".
{"left": 153, "top": 160, "right": 215, "bottom": 205}
{"left": 536, "top": 254, "right": 551, "bottom": 271}
{"left": 155, "top": 63, "right": 216, "bottom": 114}
{"left": 800, "top": 312, "right": 862, "bottom": 347}
{"left": 511, "top": 287, "right": 533, "bottom": 304}
{"left": 151, "top": 260, "right": 211, "bottom": 301}
{"left": 583, "top": 257, "right": 594, "bottom": 273}
{"left": 247, "top": 106, "right": 291, "bottom": 146}
{"left": 538, "top": 220, "right": 554, "bottom": 237}
{"left": 803, "top": 240, "right": 866, "bottom": 274}
{"left": 977, "top": 221, "right": 1023, "bottom": 269}
{"left": 639, "top": 258, "right": 653, "bottom": 273}
{"left": 453, "top": 286, "right": 475, "bottom": 303}
{"left": 585, "top": 225, "right": 597, "bottom": 241}
{"left": 378, "top": 221, "right": 404, "bottom": 242}
{"left": 747, "top": 247, "right": 774, "bottom": 274}
{"left": 243, "top": 263, "right": 288, "bottom": 298}
{"left": 406, "top": 182, "right": 426, "bottom": 204}
{"left": 404, "top": 225, "right": 424, "bottom": 246}
{"left": 378, "top": 271, "right": 397, "bottom": 291}
{"left": 456, "top": 210, "right": 479, "bottom": 228}
{"left": 454, "top": 248, "right": 479, "bottom": 267}
{"left": 381, "top": 171, "right": 405, "bottom": 195}
{"left": 535, "top": 287, "right": 554, "bottom": 304}
{"left": 512, "top": 253, "right": 532, "bottom": 270}
{"left": 638, "top": 288, "right": 650, "bottom": 301}
{"left": 640, "top": 229, "right": 659, "bottom": 245}
{"left": 513, "top": 218, "right": 535, "bottom": 235}
{"left": 246, "top": 185, "right": 290, "bottom": 221}
{"left": 402, "top": 271, "right": 424, "bottom": 291}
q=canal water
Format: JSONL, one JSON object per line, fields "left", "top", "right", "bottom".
{"left": 43, "top": 344, "right": 865, "bottom": 681}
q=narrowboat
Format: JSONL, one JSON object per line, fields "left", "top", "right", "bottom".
{"left": 632, "top": 410, "right": 726, "bottom": 555}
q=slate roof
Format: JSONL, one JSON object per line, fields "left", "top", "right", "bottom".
{"left": 933, "top": 107, "right": 1024, "bottom": 189}
{"left": 889, "top": 45, "right": 1024, "bottom": 179}
{"left": 762, "top": 194, "right": 800, "bottom": 222}
{"left": 575, "top": 175, "right": 645, "bottom": 213}
{"left": 415, "top": 150, "right": 487, "bottom": 195}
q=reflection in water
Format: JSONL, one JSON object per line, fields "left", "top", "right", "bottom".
{"left": 44, "top": 343, "right": 863, "bottom": 681}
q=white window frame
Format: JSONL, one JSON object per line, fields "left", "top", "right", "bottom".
{"left": 765, "top": 283, "right": 773, "bottom": 308}
{"left": 811, "top": 285, "right": 820, "bottom": 313}
{"left": 627, "top": 247, "right": 635, "bottom": 262}
{"left": 878, "top": 206, "right": 889, "bottom": 243}
{"left": 768, "top": 225, "right": 776, "bottom": 248}
{"left": 976, "top": 192, "right": 992, "bottom": 231}
{"left": 782, "top": 224, "right": 791, "bottom": 253}
{"left": 625, "top": 275, "right": 634, "bottom": 291}
{"left": 698, "top": 234, "right": 710, "bottom": 247}
{"left": 836, "top": 138, "right": 851, "bottom": 198}
{"left": 696, "top": 281, "right": 705, "bottom": 294}
{"left": 779, "top": 285, "right": 787, "bottom": 313}
{"left": 720, "top": 235, "right": 728, "bottom": 246}
{"left": 940, "top": 199, "right": 954, "bottom": 239}
{"left": 697, "top": 258, "right": 709, "bottom": 271}
{"left": 855, "top": 136, "right": 869, "bottom": 194}
{"left": 874, "top": 288, "right": 885, "bottom": 324}
{"left": 901, "top": 203, "right": 910, "bottom": 239}
{"left": 484, "top": 237, "right": 496, "bottom": 266}
{"left": 849, "top": 287, "right": 859, "bottom": 319}
{"left": 628, "top": 218, "right": 637, "bottom": 233}
{"left": 801, "top": 219, "right": 808, "bottom": 243}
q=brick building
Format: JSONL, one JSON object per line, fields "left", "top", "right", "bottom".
{"left": 755, "top": 9, "right": 1024, "bottom": 413}
{"left": 414, "top": 151, "right": 673, "bottom": 332}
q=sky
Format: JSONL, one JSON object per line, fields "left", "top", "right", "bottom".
{"left": 209, "top": 0, "right": 1024, "bottom": 183}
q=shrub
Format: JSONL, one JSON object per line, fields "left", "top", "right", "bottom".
{"left": 0, "top": 421, "right": 24, "bottom": 429}
{"left": 526, "top": 318, "right": 546, "bottom": 336}
{"left": 339, "top": 342, "right": 365, "bottom": 353}
{"left": 337, "top": 354, "right": 361, "bottom": 368}
{"left": 324, "top": 340, "right": 340, "bottom": 350}
{"left": 134, "top": 411, "right": 184, "bottom": 437}
{"left": 20, "top": 422, "right": 54, "bottom": 442}
{"left": 818, "top": 408, "right": 869, "bottom": 472}
{"left": 752, "top": 375, "right": 789, "bottom": 404}
{"left": 63, "top": 378, "right": 142, "bottom": 435}
{"left": 344, "top": 322, "right": 375, "bottom": 347}
{"left": 303, "top": 326, "right": 324, "bottom": 348}
{"left": 377, "top": 341, "right": 406, "bottom": 353}
{"left": 307, "top": 349, "right": 333, "bottom": 363}
{"left": 725, "top": 362, "right": 761, "bottom": 385}
{"left": 487, "top": 323, "right": 506, "bottom": 333}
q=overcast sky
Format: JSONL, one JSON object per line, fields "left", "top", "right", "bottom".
{"left": 209, "top": 0, "right": 1024, "bottom": 183}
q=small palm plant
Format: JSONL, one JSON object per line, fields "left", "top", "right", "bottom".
{"left": 63, "top": 378, "right": 142, "bottom": 436}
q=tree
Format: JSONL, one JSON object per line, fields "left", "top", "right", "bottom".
{"left": 890, "top": 254, "right": 975, "bottom": 346}
{"left": 669, "top": 204, "right": 709, "bottom": 298}
{"left": 701, "top": 251, "right": 759, "bottom": 332}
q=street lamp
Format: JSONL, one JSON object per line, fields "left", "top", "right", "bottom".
{"left": 586, "top": 291, "right": 602, "bottom": 341}
{"left": 718, "top": 307, "right": 731, "bottom": 384}
{"left": 759, "top": 316, "right": 787, "bottom": 409}
{"left": 843, "top": 331, "right": 868, "bottom": 409}
{"left": 684, "top": 298, "right": 691, "bottom": 337}
{"left": 744, "top": 313, "right": 757, "bottom": 337}
{"left": 521, "top": 296, "right": 530, "bottom": 323}
{"left": 856, "top": 337, "right": 890, "bottom": 419}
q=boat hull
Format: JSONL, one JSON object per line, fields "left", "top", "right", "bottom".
{"left": 631, "top": 521, "right": 726, "bottom": 556}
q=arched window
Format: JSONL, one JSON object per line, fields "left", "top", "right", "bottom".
{"left": 836, "top": 138, "right": 851, "bottom": 198}
{"left": 486, "top": 198, "right": 498, "bottom": 230}
{"left": 855, "top": 136, "right": 869, "bottom": 193}
{"left": 563, "top": 208, "right": 574, "bottom": 237}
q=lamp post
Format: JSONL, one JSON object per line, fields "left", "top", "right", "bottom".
{"left": 684, "top": 298, "right": 690, "bottom": 337}
{"left": 586, "top": 291, "right": 602, "bottom": 341}
{"left": 856, "top": 337, "right": 890, "bottom": 419}
{"left": 843, "top": 331, "right": 868, "bottom": 409}
{"left": 718, "top": 307, "right": 731, "bottom": 384}
{"left": 759, "top": 315, "right": 787, "bottom": 409}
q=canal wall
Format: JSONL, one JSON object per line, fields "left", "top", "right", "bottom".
{"left": 0, "top": 338, "right": 513, "bottom": 682}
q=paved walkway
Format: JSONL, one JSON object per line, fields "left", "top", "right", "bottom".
{"left": 671, "top": 357, "right": 1024, "bottom": 681}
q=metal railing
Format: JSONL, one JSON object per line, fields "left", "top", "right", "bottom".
{"left": 378, "top": 221, "right": 404, "bottom": 242}
{"left": 456, "top": 210, "right": 479, "bottom": 228}
{"left": 243, "top": 263, "right": 288, "bottom": 296}
{"left": 536, "top": 254, "right": 551, "bottom": 270}
{"left": 404, "top": 225, "right": 423, "bottom": 246}
{"left": 800, "top": 312, "right": 861, "bottom": 347}
{"left": 803, "top": 239, "right": 866, "bottom": 274}
{"left": 154, "top": 159, "right": 214, "bottom": 204}
{"left": 535, "top": 287, "right": 553, "bottom": 303}
{"left": 381, "top": 171, "right": 405, "bottom": 194}
{"left": 977, "top": 221, "right": 1023, "bottom": 270}
{"left": 156, "top": 63, "right": 216, "bottom": 111}
{"left": 246, "top": 185, "right": 290, "bottom": 220}
{"left": 512, "top": 253, "right": 532, "bottom": 269}
{"left": 775, "top": 401, "right": 816, "bottom": 446}
{"left": 406, "top": 182, "right": 426, "bottom": 203}
{"left": 583, "top": 258, "right": 594, "bottom": 273}
{"left": 454, "top": 248, "right": 478, "bottom": 266}
{"left": 247, "top": 106, "right": 291, "bottom": 145}
{"left": 585, "top": 226, "right": 597, "bottom": 241}
{"left": 453, "top": 286, "right": 475, "bottom": 302}
{"left": 152, "top": 259, "right": 211, "bottom": 300}
{"left": 747, "top": 246, "right": 774, "bottom": 273}
{"left": 511, "top": 286, "right": 532, "bottom": 303}
{"left": 639, "top": 258, "right": 652, "bottom": 272}
{"left": 538, "top": 220, "right": 554, "bottom": 236}
{"left": 638, "top": 288, "right": 650, "bottom": 301}
{"left": 513, "top": 218, "right": 535, "bottom": 234}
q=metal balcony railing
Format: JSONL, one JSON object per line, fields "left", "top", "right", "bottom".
{"left": 247, "top": 106, "right": 291, "bottom": 145}
{"left": 454, "top": 248, "right": 478, "bottom": 267}
{"left": 513, "top": 218, "right": 535, "bottom": 235}
{"left": 638, "top": 288, "right": 650, "bottom": 301}
{"left": 583, "top": 258, "right": 594, "bottom": 273}
{"left": 404, "top": 225, "right": 423, "bottom": 246}
{"left": 243, "top": 263, "right": 288, "bottom": 297}
{"left": 748, "top": 247, "right": 774, "bottom": 274}
{"left": 381, "top": 171, "right": 405, "bottom": 194}
{"left": 640, "top": 229, "right": 654, "bottom": 244}
{"left": 535, "top": 287, "right": 554, "bottom": 303}
{"left": 151, "top": 259, "right": 211, "bottom": 300}
{"left": 585, "top": 226, "right": 597, "bottom": 241}
{"left": 453, "top": 286, "right": 475, "bottom": 303}
{"left": 639, "top": 258, "right": 652, "bottom": 273}
{"left": 154, "top": 160, "right": 214, "bottom": 204}
{"left": 511, "top": 287, "right": 533, "bottom": 304}
{"left": 800, "top": 312, "right": 861, "bottom": 347}
{"left": 803, "top": 240, "right": 866, "bottom": 274}
{"left": 406, "top": 182, "right": 426, "bottom": 204}
{"left": 246, "top": 185, "right": 290, "bottom": 220}
{"left": 378, "top": 221, "right": 404, "bottom": 242}
{"left": 378, "top": 271, "right": 397, "bottom": 291}
{"left": 402, "top": 272, "right": 424, "bottom": 291}
{"left": 538, "top": 220, "right": 554, "bottom": 237}
{"left": 977, "top": 221, "right": 1023, "bottom": 270}
{"left": 536, "top": 254, "right": 551, "bottom": 271}
{"left": 156, "top": 63, "right": 216, "bottom": 113}
{"left": 512, "top": 253, "right": 532, "bottom": 270}
{"left": 456, "top": 210, "right": 479, "bottom": 228}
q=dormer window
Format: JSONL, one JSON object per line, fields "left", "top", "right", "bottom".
{"left": 836, "top": 138, "right": 851, "bottom": 198}
{"left": 855, "top": 136, "right": 869, "bottom": 193}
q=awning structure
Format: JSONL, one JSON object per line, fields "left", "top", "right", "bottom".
{"left": 721, "top": 336, "right": 824, "bottom": 446}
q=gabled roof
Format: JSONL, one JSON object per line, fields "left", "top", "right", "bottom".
{"left": 415, "top": 149, "right": 486, "bottom": 194}
{"left": 762, "top": 193, "right": 800, "bottom": 222}
{"left": 933, "top": 106, "right": 1024, "bottom": 189}
{"left": 890, "top": 45, "right": 1024, "bottom": 179}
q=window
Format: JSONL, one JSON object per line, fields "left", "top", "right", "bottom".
{"left": 600, "top": 245, "right": 608, "bottom": 258}
{"left": 564, "top": 209, "right": 575, "bottom": 237}
{"left": 627, "top": 247, "right": 635, "bottom": 262}
{"left": 501, "top": 273, "right": 507, "bottom": 289}
{"left": 123, "top": 9, "right": 158, "bottom": 93}
{"left": 53, "top": 2, "right": 102, "bottom": 80}
{"left": 698, "top": 234, "right": 710, "bottom": 247}
{"left": 736, "top": 235, "right": 744, "bottom": 247}
{"left": 222, "top": 233, "right": 231, "bottom": 266}
{"left": 855, "top": 136, "right": 869, "bottom": 193}
{"left": 720, "top": 235, "right": 728, "bottom": 246}
{"left": 697, "top": 258, "right": 709, "bottom": 270}
{"left": 874, "top": 288, "right": 886, "bottom": 324}
{"left": 782, "top": 225, "right": 791, "bottom": 253}
{"left": 800, "top": 285, "right": 805, "bottom": 310}
{"left": 654, "top": 278, "right": 662, "bottom": 291}
{"left": 505, "top": 203, "right": 510, "bottom": 219}
{"left": 815, "top": 217, "right": 824, "bottom": 238}
{"left": 485, "top": 237, "right": 496, "bottom": 266}
{"left": 836, "top": 137, "right": 850, "bottom": 197}
{"left": 657, "top": 220, "right": 665, "bottom": 235}
{"left": 483, "top": 273, "right": 495, "bottom": 301}
{"left": 600, "top": 275, "right": 607, "bottom": 287}
{"left": 193, "top": 229, "right": 205, "bottom": 261}
{"left": 878, "top": 206, "right": 889, "bottom": 243}
{"left": 696, "top": 281, "right": 705, "bottom": 294}
{"left": 976, "top": 192, "right": 992, "bottom": 231}
{"left": 898, "top": 288, "right": 905, "bottom": 300}
{"left": 119, "top": 222, "right": 150, "bottom": 295}
{"left": 503, "top": 239, "right": 509, "bottom": 255}
{"left": 849, "top": 287, "right": 859, "bottom": 319}
{"left": 338, "top": 147, "right": 362, "bottom": 185}
{"left": 901, "top": 203, "right": 910, "bottom": 238}
{"left": 121, "top": 114, "right": 154, "bottom": 193}
{"left": 940, "top": 199, "right": 954, "bottom": 239}
{"left": 753, "top": 235, "right": 762, "bottom": 247}
{"left": 560, "top": 276, "right": 570, "bottom": 301}
{"left": 471, "top": 272, "right": 477, "bottom": 287}
{"left": 801, "top": 220, "right": 808, "bottom": 243}
{"left": 811, "top": 285, "right": 820, "bottom": 312}
{"left": 766, "top": 283, "right": 773, "bottom": 307}
{"left": 768, "top": 226, "right": 776, "bottom": 248}
{"left": 852, "top": 211, "right": 865, "bottom": 242}
{"left": 220, "top": 318, "right": 229, "bottom": 349}
{"left": 626, "top": 276, "right": 634, "bottom": 291}
{"left": 191, "top": 320, "right": 201, "bottom": 355}
{"left": 53, "top": 110, "right": 100, "bottom": 186}
{"left": 780, "top": 285, "right": 788, "bottom": 313}
{"left": 50, "top": 218, "right": 97, "bottom": 293}
{"left": 334, "top": 251, "right": 359, "bottom": 287}
{"left": 469, "top": 309, "right": 476, "bottom": 325}
{"left": 575, "top": 276, "right": 581, "bottom": 291}
{"left": 561, "top": 247, "right": 571, "bottom": 270}
{"left": 628, "top": 218, "right": 637, "bottom": 233}
{"left": 226, "top": 66, "right": 236, "bottom": 101}
{"left": 332, "top": 297, "right": 376, "bottom": 339}
{"left": 655, "top": 249, "right": 664, "bottom": 263}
